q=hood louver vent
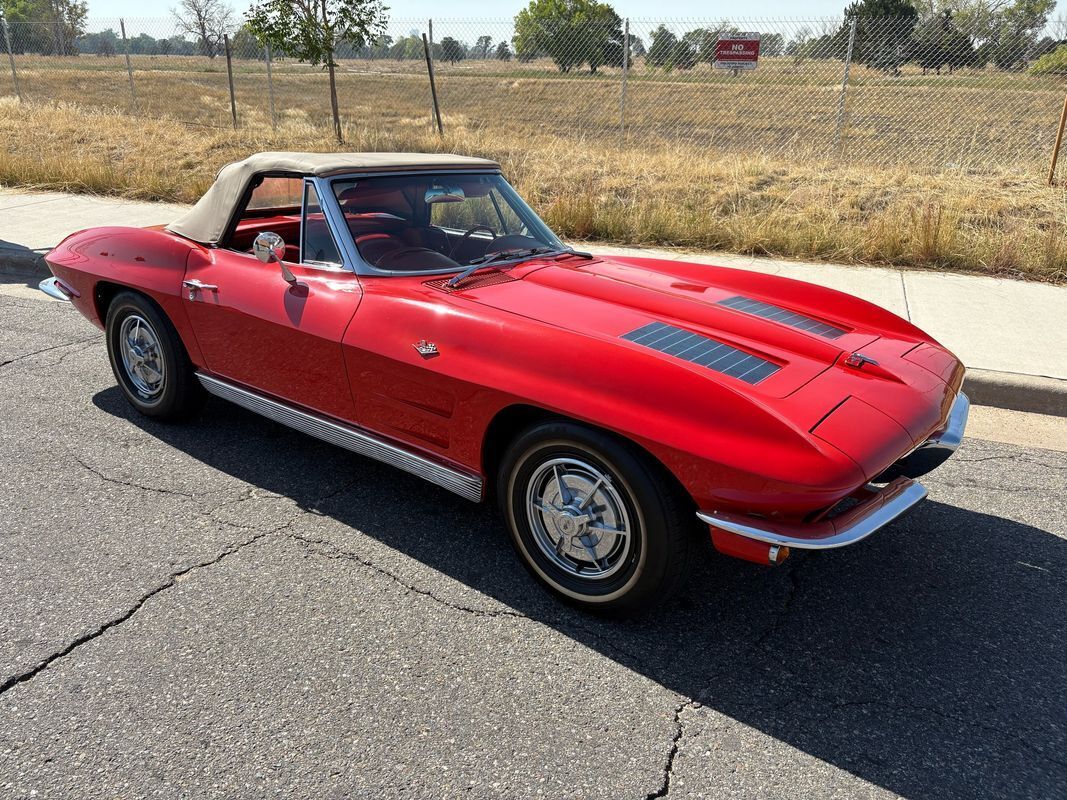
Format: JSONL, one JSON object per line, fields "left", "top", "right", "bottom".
{"left": 718, "top": 296, "right": 847, "bottom": 340}
{"left": 621, "top": 322, "right": 780, "bottom": 385}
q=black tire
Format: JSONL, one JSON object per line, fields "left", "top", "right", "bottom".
{"left": 498, "top": 421, "right": 692, "bottom": 615}
{"left": 105, "top": 291, "right": 204, "bottom": 421}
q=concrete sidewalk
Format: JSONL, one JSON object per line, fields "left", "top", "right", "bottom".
{"left": 2, "top": 188, "right": 1064, "bottom": 416}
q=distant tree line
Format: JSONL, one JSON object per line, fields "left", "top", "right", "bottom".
{"left": 1, "top": 0, "right": 1061, "bottom": 77}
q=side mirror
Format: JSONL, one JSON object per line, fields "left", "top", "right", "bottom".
{"left": 253, "top": 231, "right": 297, "bottom": 285}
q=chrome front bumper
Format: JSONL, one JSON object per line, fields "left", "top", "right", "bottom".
{"left": 697, "top": 392, "right": 968, "bottom": 552}
{"left": 39, "top": 276, "right": 75, "bottom": 301}
{"left": 875, "top": 392, "right": 970, "bottom": 482}
{"left": 698, "top": 477, "right": 928, "bottom": 550}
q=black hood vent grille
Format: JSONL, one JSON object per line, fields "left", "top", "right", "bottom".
{"left": 621, "top": 322, "right": 780, "bottom": 385}
{"left": 718, "top": 295, "right": 847, "bottom": 340}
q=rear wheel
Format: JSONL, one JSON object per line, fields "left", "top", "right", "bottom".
{"left": 105, "top": 291, "right": 203, "bottom": 420}
{"left": 498, "top": 421, "right": 692, "bottom": 615}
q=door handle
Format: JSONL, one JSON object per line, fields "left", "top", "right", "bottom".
{"left": 183, "top": 279, "right": 218, "bottom": 300}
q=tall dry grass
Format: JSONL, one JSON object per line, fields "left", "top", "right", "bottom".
{"left": 0, "top": 96, "right": 1064, "bottom": 282}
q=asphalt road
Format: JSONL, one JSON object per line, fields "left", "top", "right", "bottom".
{"left": 1, "top": 281, "right": 1065, "bottom": 799}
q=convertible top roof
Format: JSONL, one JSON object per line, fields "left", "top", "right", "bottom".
{"left": 166, "top": 151, "right": 500, "bottom": 246}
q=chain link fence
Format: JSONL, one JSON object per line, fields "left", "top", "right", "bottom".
{"left": 1, "top": 15, "right": 1065, "bottom": 171}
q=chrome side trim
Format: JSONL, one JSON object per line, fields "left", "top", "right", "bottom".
{"left": 696, "top": 476, "right": 928, "bottom": 550}
{"left": 39, "top": 277, "right": 72, "bottom": 301}
{"left": 196, "top": 373, "right": 483, "bottom": 502}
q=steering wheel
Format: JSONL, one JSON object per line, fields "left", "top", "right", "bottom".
{"left": 448, "top": 225, "right": 497, "bottom": 259}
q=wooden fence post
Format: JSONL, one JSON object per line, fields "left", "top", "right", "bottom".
{"left": 265, "top": 43, "right": 277, "bottom": 132}
{"left": 224, "top": 34, "right": 238, "bottom": 130}
{"left": 1048, "top": 95, "right": 1067, "bottom": 186}
{"left": 423, "top": 33, "right": 443, "bottom": 135}
{"left": 119, "top": 18, "right": 137, "bottom": 108}
{"left": 2, "top": 18, "right": 21, "bottom": 102}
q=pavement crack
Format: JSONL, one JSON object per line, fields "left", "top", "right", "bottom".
{"left": 74, "top": 456, "right": 196, "bottom": 498}
{"left": 0, "top": 524, "right": 286, "bottom": 698}
{"left": 291, "top": 533, "right": 527, "bottom": 620}
{"left": 899, "top": 271, "right": 912, "bottom": 321}
{"left": 0, "top": 335, "right": 96, "bottom": 369}
{"left": 645, "top": 700, "right": 695, "bottom": 799}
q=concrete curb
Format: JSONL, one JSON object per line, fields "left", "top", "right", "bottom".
{"left": 2, "top": 249, "right": 1063, "bottom": 418}
{"left": 964, "top": 369, "right": 1066, "bottom": 418}
{"left": 0, "top": 247, "right": 48, "bottom": 278}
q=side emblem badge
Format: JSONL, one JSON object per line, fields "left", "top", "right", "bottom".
{"left": 844, "top": 352, "right": 879, "bottom": 369}
{"left": 414, "top": 340, "right": 439, "bottom": 358}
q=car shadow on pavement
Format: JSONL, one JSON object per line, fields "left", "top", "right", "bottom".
{"left": 94, "top": 388, "right": 1067, "bottom": 799}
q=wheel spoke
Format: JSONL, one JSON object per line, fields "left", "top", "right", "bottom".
{"left": 140, "top": 363, "right": 163, "bottom": 384}
{"left": 579, "top": 537, "right": 609, "bottom": 572}
{"left": 587, "top": 522, "right": 627, "bottom": 538}
{"left": 576, "top": 477, "right": 604, "bottom": 509}
{"left": 533, "top": 499, "right": 560, "bottom": 516}
{"left": 553, "top": 464, "right": 572, "bottom": 504}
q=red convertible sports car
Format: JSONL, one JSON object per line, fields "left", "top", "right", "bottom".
{"left": 41, "top": 152, "right": 968, "bottom": 613}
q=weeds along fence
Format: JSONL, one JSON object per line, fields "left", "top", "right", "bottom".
{"left": 2, "top": 16, "right": 1066, "bottom": 173}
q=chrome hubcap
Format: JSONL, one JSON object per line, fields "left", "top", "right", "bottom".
{"left": 526, "top": 457, "right": 632, "bottom": 580}
{"left": 118, "top": 314, "right": 165, "bottom": 398}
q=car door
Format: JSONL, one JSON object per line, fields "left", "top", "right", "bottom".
{"left": 182, "top": 179, "right": 363, "bottom": 423}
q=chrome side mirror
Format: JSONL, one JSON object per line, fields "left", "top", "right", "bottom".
{"left": 253, "top": 231, "right": 296, "bottom": 285}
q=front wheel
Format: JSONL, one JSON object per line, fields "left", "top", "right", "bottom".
{"left": 498, "top": 421, "right": 692, "bottom": 615}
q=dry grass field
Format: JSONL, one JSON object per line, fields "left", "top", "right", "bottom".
{"left": 1, "top": 94, "right": 1064, "bottom": 282}
{"left": 2, "top": 52, "right": 1064, "bottom": 170}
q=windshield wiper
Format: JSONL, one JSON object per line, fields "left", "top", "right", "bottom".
{"left": 446, "top": 247, "right": 555, "bottom": 288}
{"left": 446, "top": 246, "right": 594, "bottom": 289}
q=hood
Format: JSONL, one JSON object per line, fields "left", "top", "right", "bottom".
{"left": 445, "top": 254, "right": 962, "bottom": 467}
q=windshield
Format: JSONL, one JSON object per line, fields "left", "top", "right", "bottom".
{"left": 330, "top": 173, "right": 564, "bottom": 273}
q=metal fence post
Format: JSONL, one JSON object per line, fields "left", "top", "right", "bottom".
{"left": 422, "top": 33, "right": 443, "bottom": 135}
{"left": 428, "top": 19, "right": 435, "bottom": 126}
{"left": 224, "top": 33, "right": 237, "bottom": 130}
{"left": 119, "top": 18, "right": 137, "bottom": 108}
{"left": 1, "top": 17, "right": 21, "bottom": 102}
{"left": 833, "top": 17, "right": 857, "bottom": 158}
{"left": 265, "top": 43, "right": 277, "bottom": 132}
{"left": 620, "top": 18, "right": 629, "bottom": 134}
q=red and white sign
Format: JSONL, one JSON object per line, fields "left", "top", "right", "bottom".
{"left": 714, "top": 32, "right": 761, "bottom": 71}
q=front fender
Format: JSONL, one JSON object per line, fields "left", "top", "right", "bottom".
{"left": 45, "top": 226, "right": 204, "bottom": 365}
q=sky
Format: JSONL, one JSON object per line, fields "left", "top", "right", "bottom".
{"left": 85, "top": 0, "right": 851, "bottom": 24}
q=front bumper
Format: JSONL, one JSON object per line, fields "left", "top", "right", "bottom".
{"left": 39, "top": 276, "right": 76, "bottom": 301}
{"left": 875, "top": 392, "right": 970, "bottom": 481}
{"left": 699, "top": 476, "right": 928, "bottom": 551}
{"left": 697, "top": 392, "right": 969, "bottom": 555}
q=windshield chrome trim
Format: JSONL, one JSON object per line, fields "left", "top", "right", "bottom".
{"left": 320, "top": 170, "right": 565, "bottom": 278}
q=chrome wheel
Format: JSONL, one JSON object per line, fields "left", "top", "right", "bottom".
{"left": 118, "top": 314, "right": 165, "bottom": 398}
{"left": 525, "top": 457, "right": 633, "bottom": 580}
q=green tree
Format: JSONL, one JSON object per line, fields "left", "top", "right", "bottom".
{"left": 513, "top": 0, "right": 623, "bottom": 74}
{"left": 2, "top": 0, "right": 86, "bottom": 55}
{"left": 245, "top": 0, "right": 387, "bottom": 143}
{"left": 495, "top": 40, "right": 511, "bottom": 60}
{"left": 912, "top": 9, "right": 973, "bottom": 73}
{"left": 761, "top": 32, "right": 785, "bottom": 57}
{"left": 472, "top": 34, "right": 492, "bottom": 58}
{"left": 843, "top": 0, "right": 919, "bottom": 75}
{"left": 440, "top": 36, "right": 465, "bottom": 64}
{"left": 645, "top": 24, "right": 677, "bottom": 69}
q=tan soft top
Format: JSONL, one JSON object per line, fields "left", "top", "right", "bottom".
{"left": 166, "top": 151, "right": 500, "bottom": 245}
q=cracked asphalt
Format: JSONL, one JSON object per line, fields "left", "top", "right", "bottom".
{"left": 1, "top": 283, "right": 1066, "bottom": 799}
